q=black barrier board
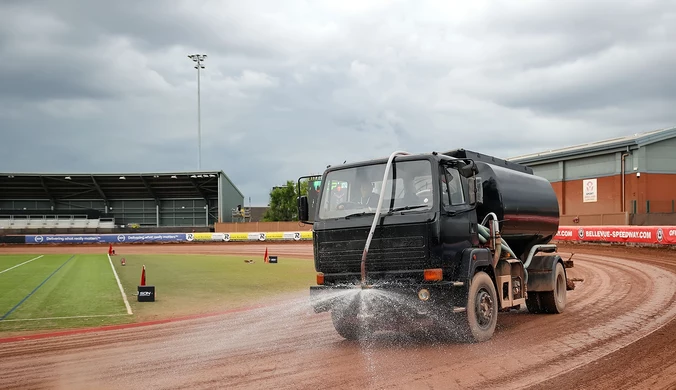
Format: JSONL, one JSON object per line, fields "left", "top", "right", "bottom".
{"left": 0, "top": 235, "right": 25, "bottom": 244}
{"left": 269, "top": 256, "right": 278, "bottom": 263}
{"left": 138, "top": 285, "right": 155, "bottom": 302}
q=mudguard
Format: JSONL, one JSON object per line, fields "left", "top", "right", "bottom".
{"left": 526, "top": 255, "right": 566, "bottom": 292}
{"left": 455, "top": 247, "right": 494, "bottom": 282}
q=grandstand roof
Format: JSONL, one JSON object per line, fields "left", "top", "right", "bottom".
{"left": 0, "top": 171, "right": 242, "bottom": 201}
{"left": 508, "top": 126, "right": 676, "bottom": 165}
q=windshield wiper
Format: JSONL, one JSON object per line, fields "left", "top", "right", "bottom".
{"left": 386, "top": 205, "right": 429, "bottom": 214}
{"left": 344, "top": 211, "right": 375, "bottom": 219}
{"left": 344, "top": 205, "right": 428, "bottom": 219}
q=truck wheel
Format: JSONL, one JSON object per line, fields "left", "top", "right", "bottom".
{"left": 539, "top": 262, "right": 567, "bottom": 314}
{"left": 525, "top": 292, "right": 542, "bottom": 314}
{"left": 462, "top": 271, "right": 498, "bottom": 342}
{"left": 331, "top": 309, "right": 372, "bottom": 340}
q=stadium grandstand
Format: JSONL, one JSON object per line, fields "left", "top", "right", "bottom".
{"left": 0, "top": 171, "right": 244, "bottom": 234}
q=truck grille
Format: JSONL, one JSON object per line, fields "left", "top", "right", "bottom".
{"left": 316, "top": 235, "right": 427, "bottom": 273}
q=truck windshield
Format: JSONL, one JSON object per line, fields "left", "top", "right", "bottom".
{"left": 317, "top": 159, "right": 434, "bottom": 220}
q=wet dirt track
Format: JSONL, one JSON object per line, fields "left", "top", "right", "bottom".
{"left": 1, "top": 243, "right": 676, "bottom": 389}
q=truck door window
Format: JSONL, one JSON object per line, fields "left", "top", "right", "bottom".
{"left": 445, "top": 168, "right": 465, "bottom": 206}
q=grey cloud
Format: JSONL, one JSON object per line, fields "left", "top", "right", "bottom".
{"left": 1, "top": 0, "right": 675, "bottom": 206}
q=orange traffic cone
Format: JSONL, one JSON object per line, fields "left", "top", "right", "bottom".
{"left": 263, "top": 247, "right": 269, "bottom": 263}
{"left": 140, "top": 265, "right": 146, "bottom": 286}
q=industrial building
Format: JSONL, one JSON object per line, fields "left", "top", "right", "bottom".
{"left": 508, "top": 126, "right": 676, "bottom": 225}
{"left": 0, "top": 171, "right": 244, "bottom": 233}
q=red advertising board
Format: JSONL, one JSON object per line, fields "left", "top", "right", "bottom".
{"left": 555, "top": 226, "right": 676, "bottom": 245}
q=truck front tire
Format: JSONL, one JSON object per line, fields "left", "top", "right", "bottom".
{"left": 462, "top": 271, "right": 498, "bottom": 343}
{"left": 331, "top": 309, "right": 373, "bottom": 340}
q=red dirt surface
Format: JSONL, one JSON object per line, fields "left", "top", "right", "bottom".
{"left": 1, "top": 242, "right": 675, "bottom": 389}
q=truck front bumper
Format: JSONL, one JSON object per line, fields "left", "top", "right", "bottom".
{"left": 309, "top": 281, "right": 466, "bottom": 318}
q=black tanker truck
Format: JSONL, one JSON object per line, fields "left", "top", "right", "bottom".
{"left": 297, "top": 149, "right": 573, "bottom": 342}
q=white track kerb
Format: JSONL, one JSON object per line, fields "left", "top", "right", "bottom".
{"left": 0, "top": 255, "right": 44, "bottom": 274}
{"left": 107, "top": 254, "right": 133, "bottom": 315}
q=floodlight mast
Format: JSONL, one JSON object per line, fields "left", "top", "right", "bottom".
{"left": 188, "top": 54, "right": 207, "bottom": 169}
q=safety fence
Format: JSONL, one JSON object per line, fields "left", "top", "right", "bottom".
{"left": 2, "top": 226, "right": 676, "bottom": 246}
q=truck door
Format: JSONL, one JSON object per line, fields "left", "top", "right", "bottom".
{"left": 438, "top": 166, "right": 475, "bottom": 267}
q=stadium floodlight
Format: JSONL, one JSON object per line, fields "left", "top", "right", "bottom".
{"left": 188, "top": 53, "right": 207, "bottom": 170}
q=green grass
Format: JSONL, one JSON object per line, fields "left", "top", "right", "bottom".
{"left": 0, "top": 254, "right": 132, "bottom": 333}
{"left": 0, "top": 253, "right": 316, "bottom": 335}
{"left": 0, "top": 254, "right": 73, "bottom": 317}
{"left": 0, "top": 254, "right": 44, "bottom": 272}
{"left": 115, "top": 254, "right": 316, "bottom": 321}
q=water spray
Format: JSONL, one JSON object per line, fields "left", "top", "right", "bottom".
{"left": 360, "top": 150, "right": 411, "bottom": 288}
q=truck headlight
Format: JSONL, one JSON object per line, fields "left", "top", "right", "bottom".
{"left": 418, "top": 288, "right": 431, "bottom": 301}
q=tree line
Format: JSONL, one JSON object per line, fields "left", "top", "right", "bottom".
{"left": 261, "top": 179, "right": 309, "bottom": 222}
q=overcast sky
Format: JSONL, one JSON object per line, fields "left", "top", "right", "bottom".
{"left": 1, "top": 0, "right": 675, "bottom": 206}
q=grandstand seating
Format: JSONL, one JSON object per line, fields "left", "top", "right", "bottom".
{"left": 0, "top": 212, "right": 115, "bottom": 230}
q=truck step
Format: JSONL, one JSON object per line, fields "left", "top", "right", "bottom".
{"left": 453, "top": 306, "right": 466, "bottom": 313}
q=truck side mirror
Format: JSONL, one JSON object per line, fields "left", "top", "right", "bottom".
{"left": 298, "top": 196, "right": 310, "bottom": 222}
{"left": 468, "top": 176, "right": 483, "bottom": 205}
{"left": 458, "top": 159, "right": 478, "bottom": 178}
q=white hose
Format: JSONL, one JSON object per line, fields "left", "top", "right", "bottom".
{"left": 476, "top": 222, "right": 530, "bottom": 284}
{"left": 477, "top": 224, "right": 518, "bottom": 260}
{"left": 481, "top": 212, "right": 499, "bottom": 226}
{"left": 360, "top": 150, "right": 411, "bottom": 285}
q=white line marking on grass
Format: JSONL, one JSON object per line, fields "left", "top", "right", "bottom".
{"left": 107, "top": 254, "right": 133, "bottom": 315}
{"left": 1, "top": 314, "right": 130, "bottom": 322}
{"left": 0, "top": 255, "right": 44, "bottom": 274}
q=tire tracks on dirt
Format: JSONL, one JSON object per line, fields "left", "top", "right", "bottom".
{"left": 1, "top": 244, "right": 675, "bottom": 389}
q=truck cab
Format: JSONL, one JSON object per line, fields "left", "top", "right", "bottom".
{"left": 297, "top": 149, "right": 571, "bottom": 342}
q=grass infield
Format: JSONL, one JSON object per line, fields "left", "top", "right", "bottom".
{"left": 0, "top": 253, "right": 316, "bottom": 334}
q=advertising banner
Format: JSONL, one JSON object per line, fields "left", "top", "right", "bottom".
{"left": 223, "top": 232, "right": 251, "bottom": 242}
{"left": 248, "top": 232, "right": 266, "bottom": 241}
{"left": 185, "top": 233, "right": 225, "bottom": 242}
{"left": 220, "top": 231, "right": 312, "bottom": 241}
{"left": 22, "top": 230, "right": 314, "bottom": 244}
{"left": 583, "top": 179, "right": 597, "bottom": 203}
{"left": 25, "top": 233, "right": 187, "bottom": 244}
{"left": 22, "top": 227, "right": 676, "bottom": 246}
{"left": 263, "top": 232, "right": 286, "bottom": 240}
{"left": 555, "top": 226, "right": 676, "bottom": 245}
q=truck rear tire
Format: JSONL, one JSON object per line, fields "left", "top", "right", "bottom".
{"left": 538, "top": 262, "right": 567, "bottom": 314}
{"left": 525, "top": 292, "right": 542, "bottom": 314}
{"left": 462, "top": 271, "right": 498, "bottom": 343}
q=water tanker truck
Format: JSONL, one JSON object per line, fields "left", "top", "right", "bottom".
{"left": 297, "top": 149, "right": 574, "bottom": 342}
